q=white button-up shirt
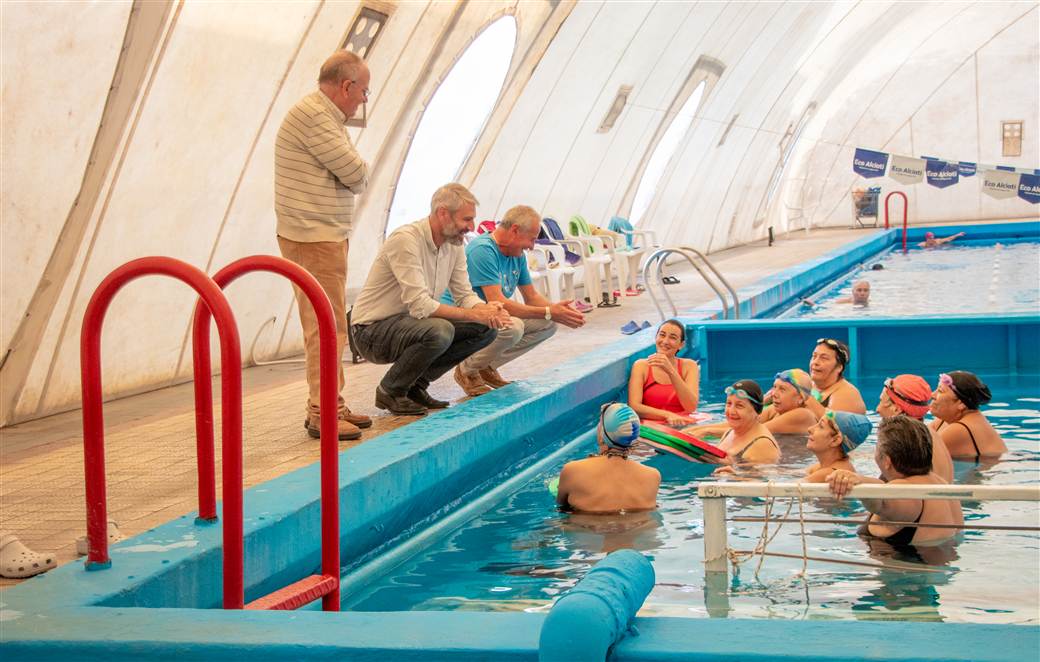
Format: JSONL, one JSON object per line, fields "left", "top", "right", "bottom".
{"left": 351, "top": 217, "right": 483, "bottom": 326}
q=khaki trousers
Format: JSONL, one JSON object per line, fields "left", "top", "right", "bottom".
{"left": 277, "top": 236, "right": 348, "bottom": 412}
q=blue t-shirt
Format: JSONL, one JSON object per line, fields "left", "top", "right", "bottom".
{"left": 451, "top": 233, "right": 531, "bottom": 303}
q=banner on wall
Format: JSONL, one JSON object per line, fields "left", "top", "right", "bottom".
{"left": 1018, "top": 173, "right": 1040, "bottom": 204}
{"left": 996, "top": 165, "right": 1016, "bottom": 172}
{"left": 981, "top": 168, "right": 1020, "bottom": 199}
{"left": 958, "top": 161, "right": 977, "bottom": 177}
{"left": 889, "top": 155, "right": 925, "bottom": 185}
{"left": 926, "top": 160, "right": 959, "bottom": 188}
{"left": 852, "top": 148, "right": 888, "bottom": 178}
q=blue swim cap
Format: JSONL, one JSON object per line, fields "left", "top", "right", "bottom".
{"left": 600, "top": 403, "right": 640, "bottom": 448}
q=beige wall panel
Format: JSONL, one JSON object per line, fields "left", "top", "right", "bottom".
{"left": 32, "top": 1, "right": 323, "bottom": 414}
{"left": 0, "top": 1, "right": 130, "bottom": 357}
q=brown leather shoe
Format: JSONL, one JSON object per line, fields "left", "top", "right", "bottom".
{"left": 454, "top": 365, "right": 492, "bottom": 397}
{"left": 340, "top": 408, "right": 372, "bottom": 429}
{"left": 304, "top": 412, "right": 361, "bottom": 440}
{"left": 478, "top": 367, "right": 511, "bottom": 389}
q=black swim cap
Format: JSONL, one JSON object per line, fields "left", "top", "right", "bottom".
{"left": 948, "top": 371, "right": 992, "bottom": 410}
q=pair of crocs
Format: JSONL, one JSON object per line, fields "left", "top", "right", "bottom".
{"left": 620, "top": 320, "right": 652, "bottom": 335}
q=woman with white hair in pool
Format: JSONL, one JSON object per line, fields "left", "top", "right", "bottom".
{"left": 929, "top": 371, "right": 1006, "bottom": 459}
{"left": 828, "top": 416, "right": 963, "bottom": 548}
{"left": 556, "top": 403, "right": 660, "bottom": 514}
{"left": 805, "top": 338, "right": 866, "bottom": 416}
{"left": 876, "top": 374, "right": 953, "bottom": 483}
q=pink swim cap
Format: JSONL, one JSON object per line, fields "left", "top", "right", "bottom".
{"left": 925, "top": 232, "right": 935, "bottom": 239}
{"left": 886, "top": 374, "right": 932, "bottom": 419}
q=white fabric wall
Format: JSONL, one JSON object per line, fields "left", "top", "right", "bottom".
{"left": 1, "top": 0, "right": 1037, "bottom": 424}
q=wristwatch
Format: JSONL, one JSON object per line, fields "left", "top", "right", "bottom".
{"left": 544, "top": 306, "right": 552, "bottom": 320}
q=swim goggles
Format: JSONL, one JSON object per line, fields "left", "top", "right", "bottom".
{"left": 774, "top": 371, "right": 813, "bottom": 397}
{"left": 938, "top": 373, "right": 962, "bottom": 399}
{"left": 815, "top": 338, "right": 850, "bottom": 365}
{"left": 725, "top": 385, "right": 762, "bottom": 405}
{"left": 883, "top": 377, "right": 931, "bottom": 407}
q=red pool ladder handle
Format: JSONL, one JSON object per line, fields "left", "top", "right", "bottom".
{"left": 195, "top": 255, "right": 340, "bottom": 611}
{"left": 81, "top": 257, "right": 242, "bottom": 608}
{"left": 884, "top": 191, "right": 909, "bottom": 253}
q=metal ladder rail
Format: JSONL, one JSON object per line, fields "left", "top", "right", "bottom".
{"left": 641, "top": 248, "right": 737, "bottom": 321}
{"left": 678, "top": 246, "right": 740, "bottom": 319}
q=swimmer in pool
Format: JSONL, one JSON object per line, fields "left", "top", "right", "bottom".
{"left": 828, "top": 416, "right": 963, "bottom": 547}
{"left": 711, "top": 380, "right": 781, "bottom": 469}
{"left": 876, "top": 374, "right": 953, "bottom": 483}
{"left": 918, "top": 231, "right": 965, "bottom": 248}
{"left": 805, "top": 410, "right": 871, "bottom": 482}
{"left": 627, "top": 319, "right": 700, "bottom": 425}
{"left": 929, "top": 371, "right": 1006, "bottom": 459}
{"left": 556, "top": 403, "right": 660, "bottom": 514}
{"left": 834, "top": 279, "right": 870, "bottom": 305}
{"left": 758, "top": 369, "right": 818, "bottom": 435}
{"left": 806, "top": 338, "right": 866, "bottom": 416}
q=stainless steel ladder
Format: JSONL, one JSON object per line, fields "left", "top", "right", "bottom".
{"left": 641, "top": 247, "right": 740, "bottom": 321}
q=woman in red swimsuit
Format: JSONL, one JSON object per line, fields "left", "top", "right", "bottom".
{"left": 627, "top": 319, "right": 700, "bottom": 425}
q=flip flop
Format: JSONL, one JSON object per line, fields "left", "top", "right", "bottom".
{"left": 573, "top": 300, "right": 594, "bottom": 313}
{"left": 662, "top": 276, "right": 680, "bottom": 285}
{"left": 625, "top": 287, "right": 643, "bottom": 296}
{"left": 640, "top": 320, "right": 652, "bottom": 330}
{"left": 620, "top": 321, "right": 641, "bottom": 335}
{"left": 0, "top": 532, "right": 56, "bottom": 578}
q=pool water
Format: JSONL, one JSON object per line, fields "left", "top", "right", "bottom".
{"left": 781, "top": 242, "right": 1040, "bottom": 318}
{"left": 346, "top": 388, "right": 1040, "bottom": 624}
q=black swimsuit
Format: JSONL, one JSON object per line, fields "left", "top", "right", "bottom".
{"left": 937, "top": 420, "right": 981, "bottom": 459}
{"left": 860, "top": 507, "right": 924, "bottom": 547}
{"left": 723, "top": 431, "right": 780, "bottom": 461}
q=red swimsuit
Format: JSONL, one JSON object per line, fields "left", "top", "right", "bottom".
{"left": 642, "top": 360, "right": 689, "bottom": 414}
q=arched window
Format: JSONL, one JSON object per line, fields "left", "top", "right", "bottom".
{"left": 385, "top": 16, "right": 516, "bottom": 234}
{"left": 628, "top": 80, "right": 707, "bottom": 225}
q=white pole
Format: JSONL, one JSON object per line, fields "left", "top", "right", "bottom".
{"left": 696, "top": 482, "right": 1040, "bottom": 502}
{"left": 703, "top": 496, "right": 728, "bottom": 574}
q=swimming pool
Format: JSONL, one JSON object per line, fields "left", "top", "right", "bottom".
{"left": 3, "top": 223, "right": 1038, "bottom": 660}
{"left": 779, "top": 242, "right": 1040, "bottom": 319}
{"left": 345, "top": 383, "right": 1039, "bottom": 624}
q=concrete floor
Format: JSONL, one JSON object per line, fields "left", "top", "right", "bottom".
{"left": 0, "top": 226, "right": 875, "bottom": 587}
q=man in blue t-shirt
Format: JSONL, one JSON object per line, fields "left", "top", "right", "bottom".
{"left": 450, "top": 205, "right": 587, "bottom": 396}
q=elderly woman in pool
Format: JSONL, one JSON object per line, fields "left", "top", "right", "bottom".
{"left": 929, "top": 371, "right": 1006, "bottom": 459}
{"left": 828, "top": 416, "right": 963, "bottom": 547}
{"left": 805, "top": 338, "right": 866, "bottom": 417}
{"left": 710, "top": 380, "right": 781, "bottom": 467}
{"left": 877, "top": 374, "right": 953, "bottom": 483}
{"left": 759, "top": 369, "right": 818, "bottom": 435}
{"left": 805, "top": 410, "right": 871, "bottom": 482}
{"left": 627, "top": 319, "right": 700, "bottom": 425}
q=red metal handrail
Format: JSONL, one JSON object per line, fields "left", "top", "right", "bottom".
{"left": 80, "top": 258, "right": 241, "bottom": 610}
{"left": 884, "top": 191, "right": 909, "bottom": 253}
{"left": 193, "top": 255, "right": 340, "bottom": 611}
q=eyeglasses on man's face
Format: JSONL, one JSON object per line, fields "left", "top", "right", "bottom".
{"left": 347, "top": 80, "right": 370, "bottom": 100}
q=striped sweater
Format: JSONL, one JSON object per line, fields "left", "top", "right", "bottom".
{"left": 274, "top": 90, "right": 368, "bottom": 242}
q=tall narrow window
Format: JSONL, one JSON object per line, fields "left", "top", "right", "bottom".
{"left": 1002, "top": 121, "right": 1023, "bottom": 157}
{"left": 385, "top": 16, "right": 516, "bottom": 235}
{"left": 628, "top": 81, "right": 706, "bottom": 225}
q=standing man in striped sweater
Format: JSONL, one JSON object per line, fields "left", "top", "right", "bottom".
{"left": 275, "top": 50, "right": 372, "bottom": 441}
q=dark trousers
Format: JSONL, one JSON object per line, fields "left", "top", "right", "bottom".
{"left": 352, "top": 314, "right": 496, "bottom": 395}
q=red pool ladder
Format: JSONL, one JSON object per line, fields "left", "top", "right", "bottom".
{"left": 81, "top": 255, "right": 341, "bottom": 611}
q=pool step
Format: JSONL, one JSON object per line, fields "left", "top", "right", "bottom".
{"left": 245, "top": 574, "right": 339, "bottom": 610}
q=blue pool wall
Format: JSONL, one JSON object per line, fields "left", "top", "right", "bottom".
{"left": 2, "top": 221, "right": 1038, "bottom": 660}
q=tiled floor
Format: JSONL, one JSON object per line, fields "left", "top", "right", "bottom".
{"left": 0, "top": 227, "right": 871, "bottom": 587}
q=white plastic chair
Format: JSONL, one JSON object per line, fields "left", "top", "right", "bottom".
{"left": 528, "top": 244, "right": 577, "bottom": 302}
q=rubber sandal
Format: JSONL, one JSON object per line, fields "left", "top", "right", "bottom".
{"left": 662, "top": 276, "right": 680, "bottom": 285}
{"left": 620, "top": 321, "right": 641, "bottom": 335}
{"left": 625, "top": 287, "right": 643, "bottom": 296}
{"left": 640, "top": 320, "right": 652, "bottom": 330}
{"left": 0, "top": 532, "right": 56, "bottom": 578}
{"left": 75, "top": 519, "right": 123, "bottom": 556}
{"left": 574, "top": 300, "right": 594, "bottom": 313}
